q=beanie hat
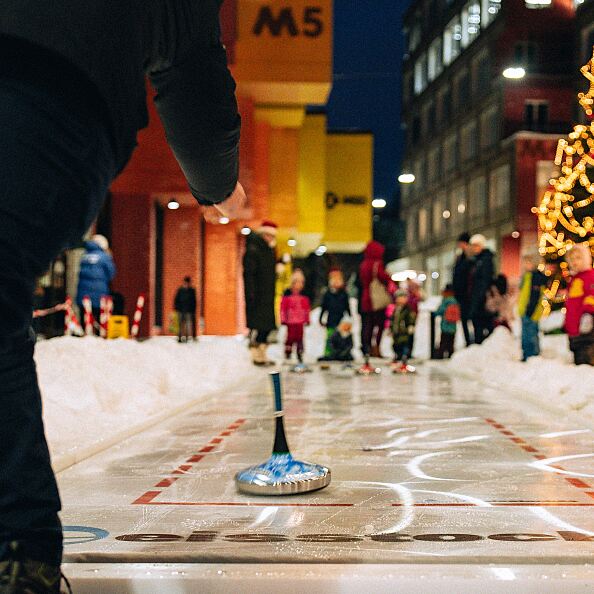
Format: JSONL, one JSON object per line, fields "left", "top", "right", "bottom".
{"left": 457, "top": 232, "right": 471, "bottom": 243}
{"left": 92, "top": 234, "right": 109, "bottom": 251}
{"left": 291, "top": 269, "right": 305, "bottom": 284}
{"left": 257, "top": 220, "right": 278, "bottom": 237}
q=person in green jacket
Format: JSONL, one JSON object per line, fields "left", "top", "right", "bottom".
{"left": 518, "top": 254, "right": 548, "bottom": 361}
{"left": 435, "top": 284, "right": 460, "bottom": 359}
{"left": 391, "top": 290, "right": 416, "bottom": 365}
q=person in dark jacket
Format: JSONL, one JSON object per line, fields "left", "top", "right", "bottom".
{"left": 359, "top": 241, "right": 391, "bottom": 358}
{"left": 0, "top": 3, "right": 243, "bottom": 589}
{"left": 243, "top": 222, "right": 278, "bottom": 366}
{"left": 76, "top": 234, "right": 116, "bottom": 321}
{"left": 318, "top": 269, "right": 351, "bottom": 360}
{"left": 468, "top": 234, "right": 495, "bottom": 344}
{"left": 452, "top": 231, "right": 473, "bottom": 345}
{"left": 327, "top": 319, "right": 355, "bottom": 361}
{"left": 174, "top": 276, "right": 197, "bottom": 343}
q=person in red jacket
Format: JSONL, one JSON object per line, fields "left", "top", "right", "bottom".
{"left": 280, "top": 270, "right": 311, "bottom": 363}
{"left": 358, "top": 241, "right": 391, "bottom": 358}
{"left": 565, "top": 243, "right": 594, "bottom": 365}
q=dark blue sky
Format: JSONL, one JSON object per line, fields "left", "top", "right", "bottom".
{"left": 326, "top": 1, "right": 411, "bottom": 203}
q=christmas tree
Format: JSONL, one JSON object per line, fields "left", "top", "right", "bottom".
{"left": 534, "top": 51, "right": 594, "bottom": 261}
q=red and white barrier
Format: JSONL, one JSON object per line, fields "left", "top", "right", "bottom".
{"left": 63, "top": 296, "right": 83, "bottom": 336}
{"left": 99, "top": 295, "right": 113, "bottom": 338}
{"left": 130, "top": 293, "right": 145, "bottom": 339}
{"left": 82, "top": 295, "right": 94, "bottom": 336}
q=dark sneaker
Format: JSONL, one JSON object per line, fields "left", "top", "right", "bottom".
{"left": 0, "top": 544, "right": 71, "bottom": 594}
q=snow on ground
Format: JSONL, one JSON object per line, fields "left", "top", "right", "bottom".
{"left": 36, "top": 335, "right": 258, "bottom": 469}
{"left": 448, "top": 327, "right": 594, "bottom": 424}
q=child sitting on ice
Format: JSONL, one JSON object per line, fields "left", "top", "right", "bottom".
{"left": 326, "top": 319, "right": 354, "bottom": 362}
{"left": 280, "top": 269, "right": 311, "bottom": 363}
{"left": 434, "top": 284, "right": 460, "bottom": 359}
{"left": 390, "top": 289, "right": 416, "bottom": 367}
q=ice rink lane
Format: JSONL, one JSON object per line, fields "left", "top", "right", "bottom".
{"left": 57, "top": 364, "right": 594, "bottom": 592}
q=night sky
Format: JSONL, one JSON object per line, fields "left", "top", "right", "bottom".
{"left": 326, "top": 1, "right": 412, "bottom": 205}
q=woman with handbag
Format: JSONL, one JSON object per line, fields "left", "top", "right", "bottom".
{"left": 358, "top": 240, "right": 392, "bottom": 358}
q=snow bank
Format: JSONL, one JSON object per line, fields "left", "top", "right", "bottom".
{"left": 449, "top": 327, "right": 594, "bottom": 424}
{"left": 36, "top": 336, "right": 258, "bottom": 470}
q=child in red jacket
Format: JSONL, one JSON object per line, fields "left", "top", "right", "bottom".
{"left": 565, "top": 243, "right": 594, "bottom": 365}
{"left": 281, "top": 269, "right": 311, "bottom": 363}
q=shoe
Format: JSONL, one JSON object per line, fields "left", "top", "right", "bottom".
{"left": 257, "top": 344, "right": 275, "bottom": 367}
{"left": 0, "top": 543, "right": 72, "bottom": 594}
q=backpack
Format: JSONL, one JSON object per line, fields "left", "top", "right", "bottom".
{"left": 444, "top": 302, "right": 461, "bottom": 323}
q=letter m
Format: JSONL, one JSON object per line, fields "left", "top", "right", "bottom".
{"left": 253, "top": 6, "right": 299, "bottom": 37}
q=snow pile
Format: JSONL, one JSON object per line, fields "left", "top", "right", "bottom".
{"left": 36, "top": 336, "right": 257, "bottom": 469}
{"left": 449, "top": 327, "right": 594, "bottom": 423}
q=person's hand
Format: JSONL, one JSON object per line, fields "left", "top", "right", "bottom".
{"left": 202, "top": 181, "right": 247, "bottom": 223}
{"left": 579, "top": 313, "right": 594, "bottom": 335}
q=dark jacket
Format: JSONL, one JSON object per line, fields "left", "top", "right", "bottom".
{"left": 359, "top": 241, "right": 390, "bottom": 313}
{"left": 243, "top": 233, "right": 276, "bottom": 331}
{"left": 0, "top": 0, "right": 240, "bottom": 202}
{"left": 76, "top": 241, "right": 116, "bottom": 308}
{"left": 320, "top": 289, "right": 351, "bottom": 328}
{"left": 452, "top": 253, "right": 472, "bottom": 306}
{"left": 469, "top": 249, "right": 495, "bottom": 317}
{"left": 391, "top": 305, "right": 416, "bottom": 345}
{"left": 174, "top": 286, "right": 197, "bottom": 314}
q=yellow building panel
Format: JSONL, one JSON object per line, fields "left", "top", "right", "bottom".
{"left": 325, "top": 133, "right": 373, "bottom": 248}
{"left": 268, "top": 127, "right": 299, "bottom": 229}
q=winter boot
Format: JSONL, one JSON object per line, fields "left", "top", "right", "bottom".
{"left": 0, "top": 543, "right": 72, "bottom": 594}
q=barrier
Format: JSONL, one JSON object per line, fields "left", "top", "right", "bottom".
{"left": 130, "top": 294, "right": 145, "bottom": 339}
{"left": 99, "top": 295, "right": 113, "bottom": 339}
{"left": 82, "top": 296, "right": 94, "bottom": 336}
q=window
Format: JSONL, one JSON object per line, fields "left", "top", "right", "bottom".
{"left": 469, "top": 176, "right": 487, "bottom": 219}
{"left": 444, "top": 16, "right": 462, "bottom": 65}
{"left": 448, "top": 186, "right": 465, "bottom": 227}
{"left": 444, "top": 133, "right": 458, "bottom": 172}
{"left": 480, "top": 104, "right": 499, "bottom": 148}
{"left": 433, "top": 195, "right": 445, "bottom": 236}
{"left": 419, "top": 208, "right": 428, "bottom": 241}
{"left": 428, "top": 147, "right": 440, "bottom": 185}
{"left": 481, "top": 0, "right": 502, "bottom": 26}
{"left": 461, "top": 120, "right": 478, "bottom": 161}
{"left": 414, "top": 52, "right": 428, "bottom": 95}
{"left": 407, "top": 212, "right": 418, "bottom": 246}
{"left": 409, "top": 18, "right": 422, "bottom": 53}
{"left": 525, "top": 0, "right": 551, "bottom": 7}
{"left": 456, "top": 71, "right": 470, "bottom": 108}
{"left": 514, "top": 42, "right": 537, "bottom": 70}
{"left": 524, "top": 100, "right": 549, "bottom": 131}
{"left": 412, "top": 116, "right": 421, "bottom": 145}
{"left": 441, "top": 88, "right": 452, "bottom": 123}
{"left": 489, "top": 165, "right": 510, "bottom": 210}
{"left": 462, "top": 1, "right": 481, "bottom": 48}
{"left": 472, "top": 52, "right": 491, "bottom": 97}
{"left": 428, "top": 37, "right": 444, "bottom": 82}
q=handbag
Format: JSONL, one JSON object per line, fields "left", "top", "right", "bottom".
{"left": 369, "top": 262, "right": 392, "bottom": 311}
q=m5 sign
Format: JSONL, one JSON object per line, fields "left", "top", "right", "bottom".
{"left": 252, "top": 6, "right": 324, "bottom": 37}
{"left": 235, "top": 0, "right": 332, "bottom": 102}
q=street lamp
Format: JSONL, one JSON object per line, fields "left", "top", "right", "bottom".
{"left": 219, "top": 216, "right": 230, "bottom": 225}
{"left": 398, "top": 173, "right": 415, "bottom": 184}
{"left": 315, "top": 245, "right": 327, "bottom": 256}
{"left": 287, "top": 238, "right": 297, "bottom": 247}
{"left": 167, "top": 198, "right": 180, "bottom": 210}
{"left": 372, "top": 198, "right": 387, "bottom": 209}
{"left": 241, "top": 226, "right": 251, "bottom": 236}
{"left": 503, "top": 67, "right": 526, "bottom": 79}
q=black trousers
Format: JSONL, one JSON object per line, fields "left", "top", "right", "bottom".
{"left": 178, "top": 312, "right": 196, "bottom": 341}
{"left": 437, "top": 332, "right": 456, "bottom": 359}
{"left": 0, "top": 76, "right": 115, "bottom": 565}
{"left": 472, "top": 313, "right": 493, "bottom": 345}
{"left": 248, "top": 328, "right": 271, "bottom": 346}
{"left": 460, "top": 304, "right": 472, "bottom": 345}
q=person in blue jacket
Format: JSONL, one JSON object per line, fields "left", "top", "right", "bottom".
{"left": 76, "top": 234, "right": 116, "bottom": 321}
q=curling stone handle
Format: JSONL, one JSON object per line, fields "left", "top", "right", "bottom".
{"left": 270, "top": 371, "right": 282, "bottom": 413}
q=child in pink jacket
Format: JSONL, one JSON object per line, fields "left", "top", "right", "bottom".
{"left": 281, "top": 269, "right": 311, "bottom": 362}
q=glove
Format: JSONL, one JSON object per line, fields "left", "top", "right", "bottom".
{"left": 407, "top": 325, "right": 415, "bottom": 335}
{"left": 579, "top": 313, "right": 594, "bottom": 335}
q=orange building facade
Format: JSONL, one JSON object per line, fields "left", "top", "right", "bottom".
{"left": 108, "top": 0, "right": 334, "bottom": 336}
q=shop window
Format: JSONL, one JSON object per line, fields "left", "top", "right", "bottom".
{"left": 525, "top": 0, "right": 551, "bottom": 7}
{"left": 444, "top": 133, "right": 458, "bottom": 172}
{"left": 419, "top": 208, "right": 428, "bottom": 241}
{"left": 414, "top": 52, "right": 428, "bottom": 95}
{"left": 524, "top": 100, "right": 549, "bottom": 131}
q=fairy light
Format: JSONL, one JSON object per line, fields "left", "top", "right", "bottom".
{"left": 533, "top": 50, "right": 594, "bottom": 261}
